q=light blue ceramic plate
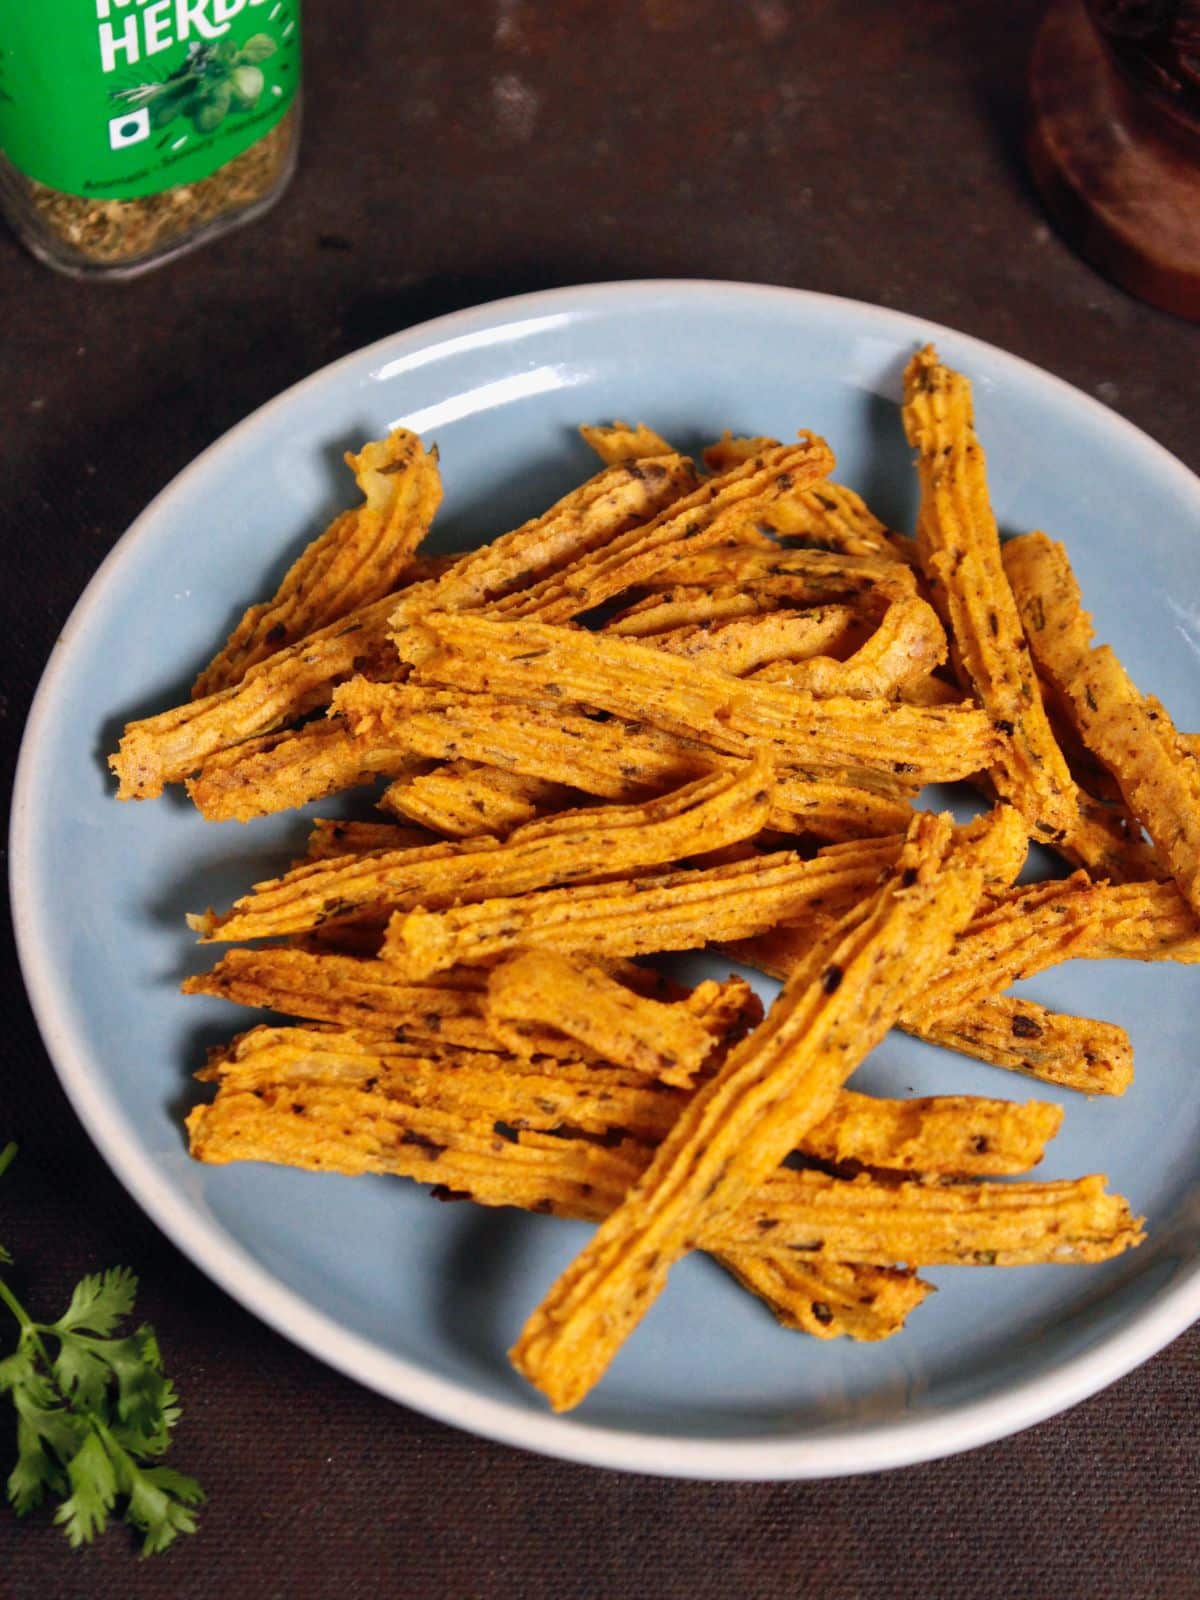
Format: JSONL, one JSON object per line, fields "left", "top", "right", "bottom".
{"left": 11, "top": 282, "right": 1200, "bottom": 1478}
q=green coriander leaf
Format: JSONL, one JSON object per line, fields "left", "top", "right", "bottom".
{"left": 8, "top": 1389, "right": 85, "bottom": 1512}
{"left": 53, "top": 1430, "right": 117, "bottom": 1547}
{"left": 0, "top": 1348, "right": 34, "bottom": 1396}
{"left": 51, "top": 1267, "right": 138, "bottom": 1337}
{"left": 52, "top": 1339, "right": 112, "bottom": 1417}
{"left": 125, "top": 1463, "right": 204, "bottom": 1557}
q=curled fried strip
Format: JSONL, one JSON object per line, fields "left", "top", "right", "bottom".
{"left": 486, "top": 952, "right": 728, "bottom": 1087}
{"left": 401, "top": 615, "right": 1000, "bottom": 786}
{"left": 186, "top": 716, "right": 421, "bottom": 822}
{"left": 918, "top": 875, "right": 1200, "bottom": 1019}
{"left": 508, "top": 811, "right": 987, "bottom": 1410}
{"left": 716, "top": 1254, "right": 931, "bottom": 1341}
{"left": 382, "top": 764, "right": 574, "bottom": 838}
{"left": 186, "top": 1077, "right": 928, "bottom": 1340}
{"left": 902, "top": 347, "right": 1077, "bottom": 839}
{"left": 579, "top": 421, "right": 675, "bottom": 465}
{"left": 112, "top": 596, "right": 402, "bottom": 801}
{"left": 387, "top": 833, "right": 908, "bottom": 977}
{"left": 752, "top": 595, "right": 947, "bottom": 699}
{"left": 193, "top": 429, "right": 442, "bottom": 699}
{"left": 203, "top": 1022, "right": 1058, "bottom": 1176}
{"left": 336, "top": 679, "right": 916, "bottom": 839}
{"left": 197, "top": 761, "right": 773, "bottom": 943}
{"left": 625, "top": 546, "right": 916, "bottom": 603}
{"left": 1004, "top": 531, "right": 1200, "bottom": 915}
{"left": 914, "top": 1000, "right": 1134, "bottom": 1096}
{"left": 113, "top": 456, "right": 695, "bottom": 801}
{"left": 304, "top": 818, "right": 436, "bottom": 861}
{"left": 474, "top": 437, "right": 836, "bottom": 626}
{"left": 648, "top": 608, "right": 861, "bottom": 675}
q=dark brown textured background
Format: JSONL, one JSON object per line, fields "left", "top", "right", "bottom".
{"left": 1, "top": 2, "right": 1197, "bottom": 1595}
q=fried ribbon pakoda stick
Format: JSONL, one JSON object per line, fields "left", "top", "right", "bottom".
{"left": 626, "top": 546, "right": 916, "bottom": 604}
{"left": 186, "top": 716, "right": 422, "bottom": 822}
{"left": 203, "top": 1021, "right": 1060, "bottom": 1176}
{"left": 338, "top": 678, "right": 918, "bottom": 833}
{"left": 388, "top": 832, "right": 910, "bottom": 976}
{"left": 485, "top": 952, "right": 729, "bottom": 1087}
{"left": 1004, "top": 531, "right": 1200, "bottom": 915}
{"left": 508, "top": 810, "right": 989, "bottom": 1410}
{"left": 752, "top": 595, "right": 947, "bottom": 698}
{"left": 901, "top": 347, "right": 1077, "bottom": 840}
{"left": 187, "top": 1076, "right": 930, "bottom": 1341}
{"left": 197, "top": 761, "right": 773, "bottom": 943}
{"left": 193, "top": 428, "right": 442, "bottom": 699}
{"left": 113, "top": 455, "right": 695, "bottom": 801}
{"left": 381, "top": 763, "right": 575, "bottom": 838}
{"left": 716, "top": 1255, "right": 931, "bottom": 1341}
{"left": 187, "top": 1068, "right": 1133, "bottom": 1272}
{"left": 471, "top": 437, "right": 836, "bottom": 626}
{"left": 401, "top": 615, "right": 1000, "bottom": 786}
{"left": 647, "top": 607, "right": 861, "bottom": 675}
{"left": 915, "top": 1000, "right": 1134, "bottom": 1095}
{"left": 391, "top": 807, "right": 1028, "bottom": 979}
{"left": 579, "top": 421, "right": 675, "bottom": 465}
{"left": 700, "top": 437, "right": 901, "bottom": 560}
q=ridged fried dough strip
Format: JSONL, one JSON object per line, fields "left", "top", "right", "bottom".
{"left": 400, "top": 615, "right": 1001, "bottom": 785}
{"left": 901, "top": 346, "right": 1077, "bottom": 839}
{"left": 508, "top": 811, "right": 986, "bottom": 1410}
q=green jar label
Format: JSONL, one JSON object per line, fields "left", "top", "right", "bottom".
{"left": 0, "top": 1, "right": 300, "bottom": 200}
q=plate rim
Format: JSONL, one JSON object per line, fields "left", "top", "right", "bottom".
{"left": 11, "top": 277, "right": 1200, "bottom": 1480}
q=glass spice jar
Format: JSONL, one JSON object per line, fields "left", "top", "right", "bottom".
{"left": 0, "top": 1, "right": 301, "bottom": 279}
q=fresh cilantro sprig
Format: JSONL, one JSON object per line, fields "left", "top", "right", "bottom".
{"left": 0, "top": 1143, "right": 203, "bottom": 1555}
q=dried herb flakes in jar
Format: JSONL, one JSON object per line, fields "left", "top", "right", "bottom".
{"left": 0, "top": 2, "right": 302, "bottom": 279}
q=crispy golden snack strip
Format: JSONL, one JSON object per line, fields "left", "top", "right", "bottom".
{"left": 472, "top": 437, "right": 836, "bottom": 626}
{"left": 186, "top": 716, "right": 421, "bottom": 822}
{"left": 401, "top": 615, "right": 1000, "bottom": 785}
{"left": 187, "top": 1070, "right": 1134, "bottom": 1271}
{"left": 188, "top": 671, "right": 913, "bottom": 838}
{"left": 508, "top": 811, "right": 989, "bottom": 1409}
{"left": 182, "top": 949, "right": 501, "bottom": 1050}
{"left": 381, "top": 763, "right": 575, "bottom": 838}
{"left": 112, "top": 594, "right": 403, "bottom": 801}
{"left": 648, "top": 608, "right": 861, "bottom": 675}
{"left": 186, "top": 1072, "right": 927, "bottom": 1340}
{"left": 304, "top": 818, "right": 436, "bottom": 861}
{"left": 902, "top": 347, "right": 1077, "bottom": 840}
{"left": 486, "top": 952, "right": 727, "bottom": 1087}
{"left": 579, "top": 421, "right": 675, "bottom": 465}
{"left": 389, "top": 453, "right": 699, "bottom": 626}
{"left": 917, "top": 874, "right": 1200, "bottom": 1019}
{"left": 1056, "top": 790, "right": 1165, "bottom": 884}
{"left": 185, "top": 952, "right": 749, "bottom": 1075}
{"left": 204, "top": 1021, "right": 1059, "bottom": 1176}
{"left": 387, "top": 832, "right": 910, "bottom": 976}
{"left": 700, "top": 437, "right": 900, "bottom": 560}
{"left": 724, "top": 1169, "right": 1141, "bottom": 1266}
{"left": 915, "top": 1000, "right": 1134, "bottom": 1095}
{"left": 338, "top": 678, "right": 917, "bottom": 833}
{"left": 113, "top": 456, "right": 696, "bottom": 802}
{"left": 716, "top": 1255, "right": 931, "bottom": 1341}
{"left": 1004, "top": 531, "right": 1200, "bottom": 915}
{"left": 752, "top": 596, "right": 947, "bottom": 699}
{"left": 628, "top": 545, "right": 916, "bottom": 603}
{"left": 394, "top": 804, "right": 1030, "bottom": 977}
{"left": 192, "top": 429, "right": 442, "bottom": 699}
{"left": 198, "top": 762, "right": 773, "bottom": 943}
